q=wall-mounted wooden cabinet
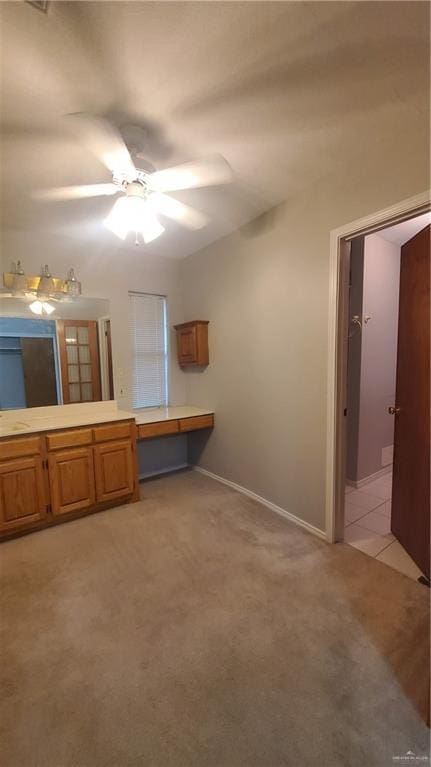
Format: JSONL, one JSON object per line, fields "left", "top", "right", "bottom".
{"left": 174, "top": 321, "right": 209, "bottom": 367}
{"left": 0, "top": 420, "right": 138, "bottom": 538}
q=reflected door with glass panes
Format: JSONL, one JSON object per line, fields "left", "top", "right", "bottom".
{"left": 57, "top": 320, "right": 102, "bottom": 403}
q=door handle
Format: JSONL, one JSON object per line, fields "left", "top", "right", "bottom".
{"left": 388, "top": 406, "right": 400, "bottom": 415}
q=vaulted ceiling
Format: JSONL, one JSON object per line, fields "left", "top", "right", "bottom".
{"left": 0, "top": 1, "right": 429, "bottom": 258}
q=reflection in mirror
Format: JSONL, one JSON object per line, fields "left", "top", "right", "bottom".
{"left": 0, "top": 296, "right": 114, "bottom": 409}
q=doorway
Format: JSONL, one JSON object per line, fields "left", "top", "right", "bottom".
{"left": 343, "top": 214, "right": 430, "bottom": 581}
{"left": 326, "top": 191, "right": 430, "bottom": 582}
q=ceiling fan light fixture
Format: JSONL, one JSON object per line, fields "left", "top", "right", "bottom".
{"left": 141, "top": 208, "right": 165, "bottom": 244}
{"left": 104, "top": 195, "right": 164, "bottom": 244}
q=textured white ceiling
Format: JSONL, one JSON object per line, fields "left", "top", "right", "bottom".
{"left": 0, "top": 1, "right": 429, "bottom": 258}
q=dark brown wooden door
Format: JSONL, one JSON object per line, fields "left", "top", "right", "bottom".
{"left": 20, "top": 337, "right": 58, "bottom": 407}
{"left": 391, "top": 225, "right": 430, "bottom": 578}
{"left": 57, "top": 320, "right": 101, "bottom": 403}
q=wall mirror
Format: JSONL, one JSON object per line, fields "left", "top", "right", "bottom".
{"left": 0, "top": 296, "right": 114, "bottom": 409}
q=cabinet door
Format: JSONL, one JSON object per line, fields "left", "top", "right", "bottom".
{"left": 0, "top": 456, "right": 47, "bottom": 532}
{"left": 48, "top": 447, "right": 96, "bottom": 516}
{"left": 94, "top": 440, "right": 134, "bottom": 503}
{"left": 177, "top": 326, "right": 197, "bottom": 364}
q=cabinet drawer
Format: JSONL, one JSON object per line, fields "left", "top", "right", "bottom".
{"left": 0, "top": 436, "right": 41, "bottom": 461}
{"left": 178, "top": 415, "right": 214, "bottom": 433}
{"left": 46, "top": 428, "right": 93, "bottom": 451}
{"left": 93, "top": 421, "right": 132, "bottom": 443}
{"left": 138, "top": 420, "right": 179, "bottom": 440}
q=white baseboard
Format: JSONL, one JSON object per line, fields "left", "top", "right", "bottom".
{"left": 192, "top": 465, "right": 326, "bottom": 541}
{"left": 139, "top": 463, "right": 189, "bottom": 481}
{"left": 346, "top": 464, "right": 392, "bottom": 490}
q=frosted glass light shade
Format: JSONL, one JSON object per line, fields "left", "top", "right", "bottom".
{"left": 104, "top": 196, "right": 164, "bottom": 243}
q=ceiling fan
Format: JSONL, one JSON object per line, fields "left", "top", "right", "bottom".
{"left": 34, "top": 113, "right": 233, "bottom": 245}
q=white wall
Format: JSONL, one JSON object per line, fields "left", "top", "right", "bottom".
{"left": 181, "top": 166, "right": 428, "bottom": 532}
{"left": 0, "top": 230, "right": 186, "bottom": 411}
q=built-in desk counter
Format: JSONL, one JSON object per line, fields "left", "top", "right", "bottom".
{"left": 134, "top": 406, "right": 214, "bottom": 440}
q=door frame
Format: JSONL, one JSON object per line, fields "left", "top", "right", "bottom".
{"left": 98, "top": 316, "right": 114, "bottom": 401}
{"left": 326, "top": 190, "right": 431, "bottom": 543}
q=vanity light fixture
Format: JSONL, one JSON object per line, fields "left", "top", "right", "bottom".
{"left": 3, "top": 263, "right": 82, "bottom": 302}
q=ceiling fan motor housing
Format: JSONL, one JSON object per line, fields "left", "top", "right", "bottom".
{"left": 125, "top": 181, "right": 148, "bottom": 199}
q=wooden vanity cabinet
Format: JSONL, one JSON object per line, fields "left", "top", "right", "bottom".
{"left": 0, "top": 419, "right": 138, "bottom": 538}
{"left": 174, "top": 321, "right": 209, "bottom": 367}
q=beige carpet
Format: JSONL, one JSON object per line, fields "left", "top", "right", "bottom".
{"left": 1, "top": 469, "right": 429, "bottom": 766}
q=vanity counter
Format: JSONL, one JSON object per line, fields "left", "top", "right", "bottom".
{"left": 0, "top": 402, "right": 135, "bottom": 439}
{"left": 0, "top": 403, "right": 215, "bottom": 439}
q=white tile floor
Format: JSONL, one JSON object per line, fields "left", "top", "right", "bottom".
{"left": 344, "top": 471, "right": 423, "bottom": 581}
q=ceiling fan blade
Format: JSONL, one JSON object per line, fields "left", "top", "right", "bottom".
{"left": 66, "top": 113, "right": 137, "bottom": 180}
{"left": 149, "top": 193, "right": 209, "bottom": 230}
{"left": 33, "top": 184, "right": 120, "bottom": 201}
{"left": 148, "top": 155, "right": 232, "bottom": 192}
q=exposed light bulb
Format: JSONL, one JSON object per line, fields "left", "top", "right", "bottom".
{"left": 29, "top": 300, "right": 43, "bottom": 315}
{"left": 29, "top": 300, "right": 55, "bottom": 315}
{"left": 104, "top": 196, "right": 164, "bottom": 244}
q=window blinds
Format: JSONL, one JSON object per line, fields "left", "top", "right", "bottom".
{"left": 129, "top": 292, "right": 168, "bottom": 409}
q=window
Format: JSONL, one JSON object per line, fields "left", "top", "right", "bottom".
{"left": 129, "top": 292, "right": 168, "bottom": 408}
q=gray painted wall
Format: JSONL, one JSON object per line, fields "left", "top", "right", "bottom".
{"left": 355, "top": 234, "right": 401, "bottom": 480}
{"left": 138, "top": 434, "right": 188, "bottom": 478}
{"left": 347, "top": 233, "right": 401, "bottom": 481}
{"left": 346, "top": 237, "right": 365, "bottom": 480}
{"left": 180, "top": 162, "right": 425, "bottom": 531}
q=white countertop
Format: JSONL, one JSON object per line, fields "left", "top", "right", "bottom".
{"left": 0, "top": 401, "right": 135, "bottom": 439}
{"left": 133, "top": 406, "right": 214, "bottom": 425}
{"left": 0, "top": 402, "right": 214, "bottom": 439}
